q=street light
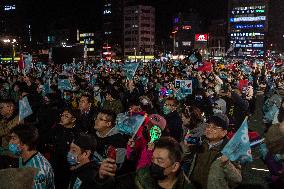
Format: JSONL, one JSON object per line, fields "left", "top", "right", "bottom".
{"left": 134, "top": 47, "right": 137, "bottom": 62}
{"left": 3, "top": 38, "right": 17, "bottom": 63}
{"left": 172, "top": 31, "right": 177, "bottom": 55}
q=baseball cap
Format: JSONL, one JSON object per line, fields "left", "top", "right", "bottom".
{"left": 207, "top": 113, "right": 229, "bottom": 130}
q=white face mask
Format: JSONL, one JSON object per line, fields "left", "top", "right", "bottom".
{"left": 213, "top": 108, "right": 223, "bottom": 114}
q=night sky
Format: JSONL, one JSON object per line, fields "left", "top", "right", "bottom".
{"left": 22, "top": 0, "right": 227, "bottom": 38}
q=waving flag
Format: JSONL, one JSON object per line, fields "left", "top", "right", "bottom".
{"left": 116, "top": 113, "right": 145, "bottom": 136}
{"left": 197, "top": 61, "right": 213, "bottom": 72}
{"left": 58, "top": 79, "right": 73, "bottom": 91}
{"left": 123, "top": 63, "right": 139, "bottom": 80}
{"left": 222, "top": 117, "right": 252, "bottom": 163}
{"left": 42, "top": 79, "right": 51, "bottom": 96}
{"left": 19, "top": 96, "right": 33, "bottom": 121}
{"left": 23, "top": 54, "right": 33, "bottom": 74}
{"left": 188, "top": 54, "right": 198, "bottom": 63}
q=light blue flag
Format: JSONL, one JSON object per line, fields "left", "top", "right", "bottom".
{"left": 19, "top": 96, "right": 33, "bottom": 121}
{"left": 175, "top": 88, "right": 187, "bottom": 101}
{"left": 140, "top": 76, "right": 148, "bottom": 86}
{"left": 240, "top": 65, "right": 252, "bottom": 75}
{"left": 58, "top": 79, "right": 73, "bottom": 91}
{"left": 123, "top": 63, "right": 139, "bottom": 80}
{"left": 221, "top": 117, "right": 253, "bottom": 163}
{"left": 24, "top": 54, "right": 33, "bottom": 74}
{"left": 173, "top": 61, "right": 180, "bottom": 67}
{"left": 116, "top": 113, "right": 145, "bottom": 136}
{"left": 42, "top": 79, "right": 51, "bottom": 96}
{"left": 90, "top": 76, "right": 97, "bottom": 86}
{"left": 188, "top": 54, "right": 198, "bottom": 63}
{"left": 160, "top": 65, "right": 167, "bottom": 73}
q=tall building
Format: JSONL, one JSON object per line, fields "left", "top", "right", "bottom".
{"left": 228, "top": 0, "right": 269, "bottom": 58}
{"left": 208, "top": 19, "right": 227, "bottom": 57}
{"left": 172, "top": 11, "right": 201, "bottom": 54}
{"left": 267, "top": 0, "right": 284, "bottom": 52}
{"left": 124, "top": 5, "right": 155, "bottom": 57}
{"left": 102, "top": 0, "right": 124, "bottom": 57}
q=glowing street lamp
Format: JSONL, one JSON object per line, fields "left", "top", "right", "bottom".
{"left": 2, "top": 38, "right": 17, "bottom": 63}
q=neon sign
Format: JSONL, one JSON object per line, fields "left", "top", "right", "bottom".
{"left": 234, "top": 24, "right": 264, "bottom": 29}
{"left": 195, "top": 34, "right": 208, "bottom": 42}
{"left": 230, "top": 16, "right": 266, "bottom": 22}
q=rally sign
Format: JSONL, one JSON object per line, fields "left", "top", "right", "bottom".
{"left": 175, "top": 80, "right": 192, "bottom": 94}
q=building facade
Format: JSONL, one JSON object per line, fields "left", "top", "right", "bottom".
{"left": 267, "top": 0, "right": 284, "bottom": 52}
{"left": 208, "top": 19, "right": 227, "bottom": 57}
{"left": 124, "top": 5, "right": 155, "bottom": 57}
{"left": 102, "top": 0, "right": 124, "bottom": 57}
{"left": 228, "top": 0, "right": 269, "bottom": 58}
{"left": 172, "top": 11, "right": 201, "bottom": 55}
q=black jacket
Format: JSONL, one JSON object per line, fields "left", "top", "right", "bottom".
{"left": 69, "top": 161, "right": 99, "bottom": 189}
{"left": 76, "top": 107, "right": 97, "bottom": 133}
{"left": 45, "top": 124, "right": 82, "bottom": 188}
{"left": 165, "top": 111, "right": 183, "bottom": 142}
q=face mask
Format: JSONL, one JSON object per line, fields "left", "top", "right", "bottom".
{"left": 8, "top": 143, "right": 21, "bottom": 156}
{"left": 195, "top": 95, "right": 203, "bottom": 101}
{"left": 213, "top": 108, "right": 223, "bottom": 114}
{"left": 163, "top": 106, "right": 172, "bottom": 115}
{"left": 67, "top": 152, "right": 79, "bottom": 166}
{"left": 150, "top": 163, "right": 167, "bottom": 180}
{"left": 64, "top": 95, "right": 71, "bottom": 101}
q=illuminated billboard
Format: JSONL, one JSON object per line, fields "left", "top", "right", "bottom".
{"left": 195, "top": 34, "right": 208, "bottom": 42}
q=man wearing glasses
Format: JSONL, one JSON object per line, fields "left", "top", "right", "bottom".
{"left": 97, "top": 137, "right": 195, "bottom": 189}
{"left": 187, "top": 114, "right": 242, "bottom": 189}
{"left": 92, "top": 110, "right": 129, "bottom": 169}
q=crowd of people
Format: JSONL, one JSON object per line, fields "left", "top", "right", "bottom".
{"left": 0, "top": 56, "right": 283, "bottom": 189}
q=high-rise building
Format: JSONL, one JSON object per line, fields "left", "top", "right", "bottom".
{"left": 124, "top": 5, "right": 155, "bottom": 57}
{"left": 102, "top": 0, "right": 124, "bottom": 57}
{"left": 228, "top": 0, "right": 269, "bottom": 58}
{"left": 208, "top": 19, "right": 227, "bottom": 57}
{"left": 267, "top": 0, "right": 284, "bottom": 52}
{"left": 172, "top": 11, "right": 201, "bottom": 54}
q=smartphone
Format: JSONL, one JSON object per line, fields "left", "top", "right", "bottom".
{"left": 107, "top": 145, "right": 117, "bottom": 161}
{"left": 186, "top": 137, "right": 200, "bottom": 145}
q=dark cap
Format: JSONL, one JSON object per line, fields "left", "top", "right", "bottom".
{"left": 207, "top": 113, "right": 229, "bottom": 130}
{"left": 73, "top": 133, "right": 97, "bottom": 152}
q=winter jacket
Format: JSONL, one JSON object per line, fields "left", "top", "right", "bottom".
{"left": 0, "top": 113, "right": 19, "bottom": 148}
{"left": 45, "top": 124, "right": 82, "bottom": 188}
{"left": 126, "top": 144, "right": 153, "bottom": 170}
{"left": 165, "top": 111, "right": 183, "bottom": 142}
{"left": 188, "top": 141, "right": 242, "bottom": 189}
{"left": 92, "top": 127, "right": 129, "bottom": 166}
{"left": 95, "top": 166, "right": 195, "bottom": 189}
{"left": 69, "top": 161, "right": 99, "bottom": 189}
{"left": 76, "top": 107, "right": 97, "bottom": 133}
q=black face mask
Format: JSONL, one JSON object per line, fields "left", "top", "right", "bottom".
{"left": 150, "top": 163, "right": 167, "bottom": 180}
